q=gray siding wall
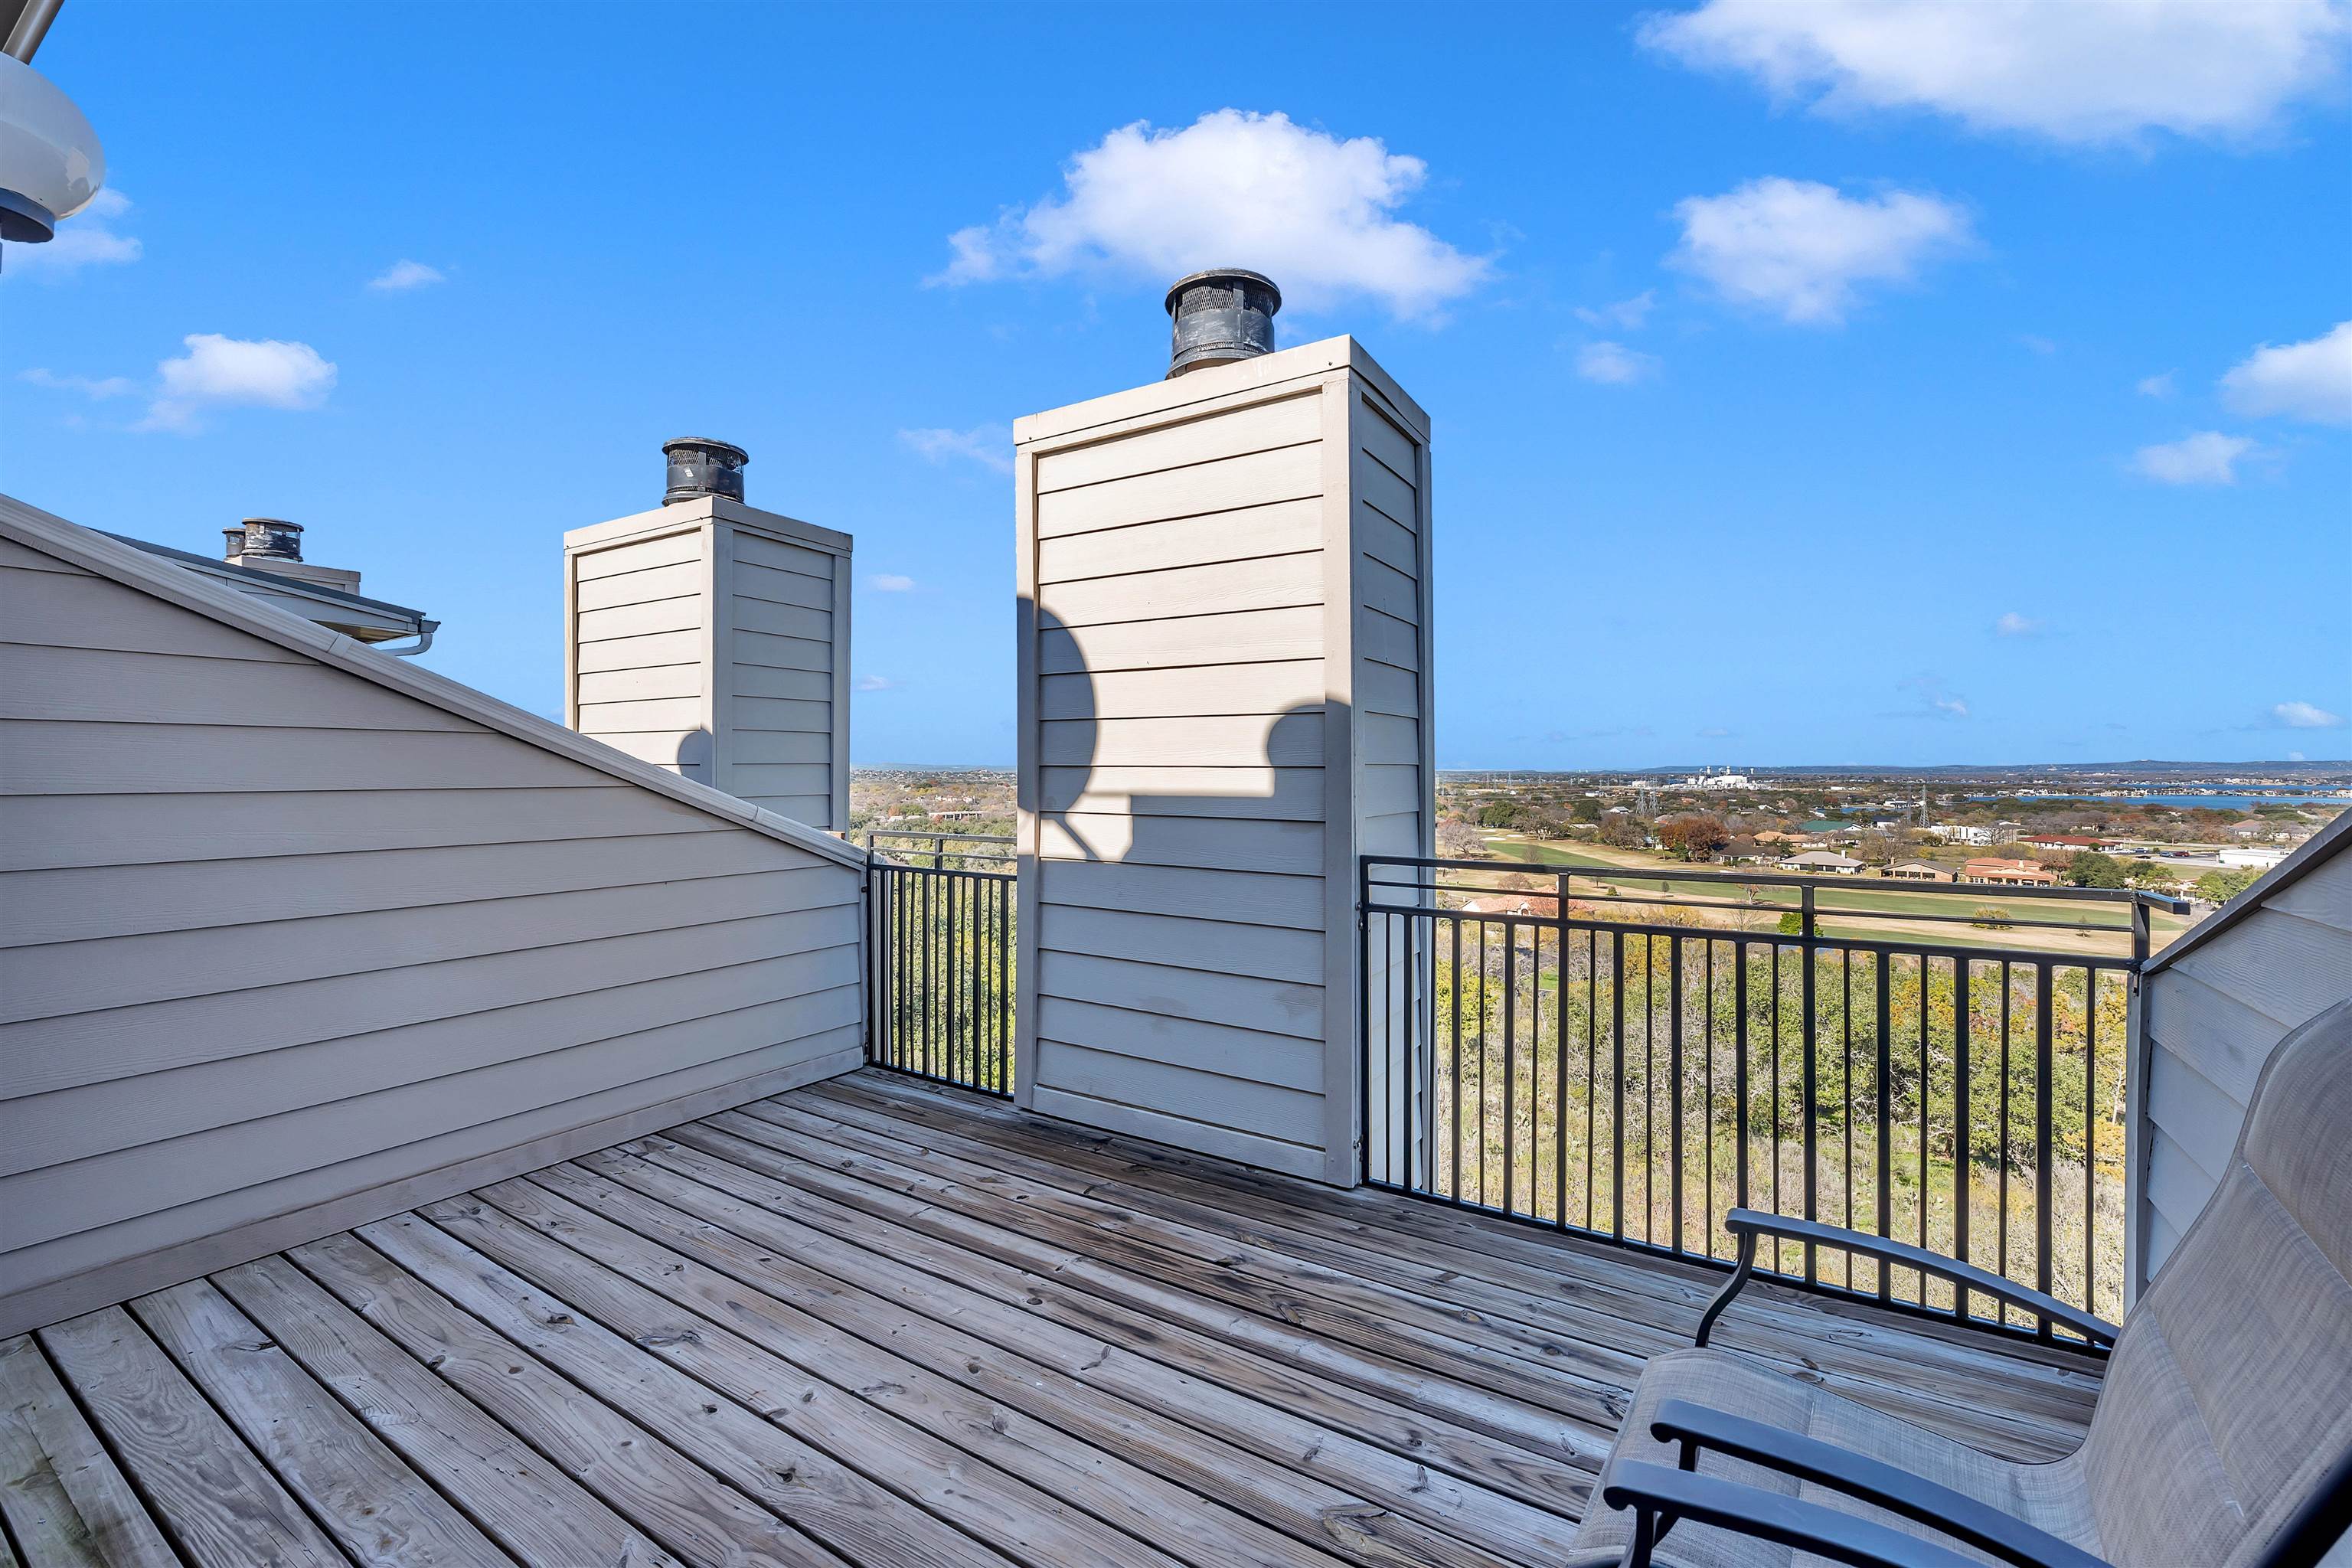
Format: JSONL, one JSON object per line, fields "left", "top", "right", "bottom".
{"left": 0, "top": 534, "right": 865, "bottom": 1334}
{"left": 2134, "top": 829, "right": 2352, "bottom": 1290}
{"left": 721, "top": 525, "right": 848, "bottom": 829}
{"left": 1349, "top": 392, "right": 1436, "bottom": 1187}
{"left": 1013, "top": 339, "right": 1434, "bottom": 1184}
{"left": 567, "top": 501, "right": 852, "bottom": 831}
{"left": 570, "top": 524, "right": 712, "bottom": 781}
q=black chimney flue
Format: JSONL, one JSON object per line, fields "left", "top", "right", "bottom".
{"left": 239, "top": 518, "right": 303, "bottom": 561}
{"left": 1165, "top": 269, "right": 1280, "bottom": 378}
{"left": 663, "top": 437, "right": 748, "bottom": 505}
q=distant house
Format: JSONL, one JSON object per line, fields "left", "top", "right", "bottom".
{"left": 1962, "top": 857, "right": 2060, "bottom": 887}
{"left": 1780, "top": 851, "right": 1864, "bottom": 874}
{"left": 1460, "top": 892, "right": 1560, "bottom": 919}
{"left": 1929, "top": 823, "right": 1994, "bottom": 847}
{"left": 1883, "top": 861, "right": 1953, "bottom": 882}
{"left": 1753, "top": 829, "right": 1799, "bottom": 845}
{"left": 2024, "top": 833, "right": 2102, "bottom": 851}
{"left": 2220, "top": 846, "right": 2290, "bottom": 870}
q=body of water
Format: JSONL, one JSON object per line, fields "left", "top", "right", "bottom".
{"left": 1968, "top": 792, "right": 2351, "bottom": 812}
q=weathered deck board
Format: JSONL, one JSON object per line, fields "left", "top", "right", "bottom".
{"left": 128, "top": 1278, "right": 514, "bottom": 1566}
{"left": 803, "top": 1073, "right": 2102, "bottom": 1447}
{"left": 36, "top": 1305, "right": 347, "bottom": 1566}
{"left": 0, "top": 1336, "right": 178, "bottom": 1568}
{"left": 11, "top": 1067, "right": 2101, "bottom": 1568}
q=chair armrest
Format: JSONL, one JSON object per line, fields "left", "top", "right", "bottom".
{"left": 1694, "top": 1208, "right": 2119, "bottom": 1349}
{"left": 1648, "top": 1398, "right": 2109, "bottom": 1568}
{"left": 1599, "top": 1461, "right": 1999, "bottom": 1568}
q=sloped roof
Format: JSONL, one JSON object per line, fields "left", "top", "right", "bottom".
{"left": 0, "top": 492, "right": 866, "bottom": 870}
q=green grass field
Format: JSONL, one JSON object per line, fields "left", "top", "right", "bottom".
{"left": 1478, "top": 835, "right": 2194, "bottom": 956}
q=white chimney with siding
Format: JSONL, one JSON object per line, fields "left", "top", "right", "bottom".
{"left": 1012, "top": 271, "right": 1435, "bottom": 1185}
{"left": 564, "top": 439, "right": 853, "bottom": 831}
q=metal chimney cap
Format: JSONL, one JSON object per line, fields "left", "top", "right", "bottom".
{"left": 1164, "top": 269, "right": 1282, "bottom": 378}
{"left": 238, "top": 518, "right": 304, "bottom": 560}
{"left": 1163, "top": 267, "right": 1281, "bottom": 315}
{"left": 662, "top": 437, "right": 749, "bottom": 505}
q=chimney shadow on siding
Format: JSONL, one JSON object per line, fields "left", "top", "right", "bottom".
{"left": 1029, "top": 604, "right": 1349, "bottom": 1171}
{"left": 674, "top": 726, "right": 714, "bottom": 785}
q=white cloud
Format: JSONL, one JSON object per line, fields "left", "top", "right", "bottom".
{"left": 930, "top": 109, "right": 1491, "bottom": 319}
{"left": 1668, "top": 178, "right": 1971, "bottom": 325}
{"left": 142, "top": 334, "right": 337, "bottom": 433}
{"left": 368, "top": 259, "right": 446, "bottom": 292}
{"left": 856, "top": 675, "right": 898, "bottom": 693}
{"left": 2220, "top": 321, "right": 2352, "bottom": 426}
{"left": 18, "top": 368, "right": 136, "bottom": 399}
{"left": 2133, "top": 430, "right": 2256, "bottom": 485}
{"left": 2272, "top": 700, "right": 2346, "bottom": 729}
{"left": 2, "top": 188, "right": 140, "bottom": 280}
{"left": 2018, "top": 333, "right": 2056, "bottom": 356}
{"left": 1576, "top": 341, "right": 1661, "bottom": 384}
{"left": 1639, "top": 0, "right": 2352, "bottom": 146}
{"left": 2136, "top": 371, "right": 2177, "bottom": 398}
{"left": 869, "top": 573, "right": 916, "bottom": 592}
{"left": 1890, "top": 674, "right": 1969, "bottom": 720}
{"left": 898, "top": 424, "right": 1011, "bottom": 474}
{"left": 1994, "top": 612, "right": 2042, "bottom": 636}
{"left": 1575, "top": 289, "right": 1656, "bottom": 330}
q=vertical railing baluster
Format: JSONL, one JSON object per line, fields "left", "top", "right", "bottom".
{"left": 1611, "top": 930, "right": 1625, "bottom": 1242}
{"left": 1839, "top": 949, "right": 1854, "bottom": 1289}
{"left": 2001, "top": 959, "right": 2014, "bottom": 1325}
{"left": 1669, "top": 932, "right": 1684, "bottom": 1258}
{"left": 1800, "top": 886, "right": 1817, "bottom": 1285}
{"left": 1955, "top": 958, "right": 1972, "bottom": 1322}
{"left": 2035, "top": 960, "right": 2056, "bottom": 1341}
{"left": 2084, "top": 966, "right": 2097, "bottom": 1329}
{"left": 1439, "top": 921, "right": 1458, "bottom": 1204}
{"left": 1503, "top": 915, "right": 1518, "bottom": 1219}
{"left": 1586, "top": 926, "right": 1599, "bottom": 1232}
{"left": 1704, "top": 937, "right": 1715, "bottom": 1254}
{"left": 1876, "top": 948, "right": 1893, "bottom": 1304}
{"left": 1555, "top": 877, "right": 1570, "bottom": 1229}
{"left": 1734, "top": 937, "right": 1750, "bottom": 1223}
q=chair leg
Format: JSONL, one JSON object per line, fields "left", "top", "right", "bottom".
{"left": 1694, "top": 1231, "right": 1759, "bottom": 1348}
{"left": 1620, "top": 1504, "right": 1659, "bottom": 1568}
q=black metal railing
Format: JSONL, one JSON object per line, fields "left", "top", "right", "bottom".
{"left": 1361, "top": 854, "right": 2189, "bottom": 1345}
{"left": 861, "top": 831, "right": 1016, "bottom": 1096}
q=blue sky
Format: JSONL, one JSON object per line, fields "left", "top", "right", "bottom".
{"left": 6, "top": 1, "right": 2347, "bottom": 769}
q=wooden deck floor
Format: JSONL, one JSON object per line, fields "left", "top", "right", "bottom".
{"left": 2, "top": 1068, "right": 2104, "bottom": 1567}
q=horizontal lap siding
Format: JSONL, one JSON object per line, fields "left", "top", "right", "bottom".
{"left": 721, "top": 527, "right": 841, "bottom": 828}
{"left": 1024, "top": 389, "right": 1332, "bottom": 1176}
{"left": 2138, "top": 844, "right": 2351, "bottom": 1282}
{"left": 568, "top": 531, "right": 709, "bottom": 784}
{"left": 0, "top": 538, "right": 865, "bottom": 1334}
{"left": 1352, "top": 394, "right": 1434, "bottom": 1194}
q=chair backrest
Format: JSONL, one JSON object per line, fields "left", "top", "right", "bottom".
{"left": 2078, "top": 995, "right": 2352, "bottom": 1568}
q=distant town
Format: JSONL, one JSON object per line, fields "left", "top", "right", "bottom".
{"left": 851, "top": 761, "right": 2347, "bottom": 916}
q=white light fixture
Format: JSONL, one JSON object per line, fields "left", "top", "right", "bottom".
{"left": 1, "top": 0, "right": 105, "bottom": 246}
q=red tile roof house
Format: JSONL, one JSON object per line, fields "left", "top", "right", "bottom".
{"left": 1962, "top": 855, "right": 2064, "bottom": 887}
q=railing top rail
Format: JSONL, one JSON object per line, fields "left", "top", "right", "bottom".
{"left": 1362, "top": 851, "right": 2191, "bottom": 913}
{"left": 860, "top": 829, "right": 1017, "bottom": 844}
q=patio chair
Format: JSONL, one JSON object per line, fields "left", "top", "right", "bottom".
{"left": 1566, "top": 995, "right": 2352, "bottom": 1568}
